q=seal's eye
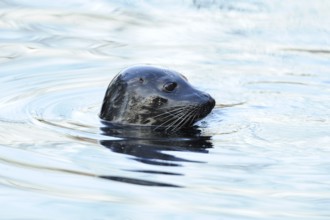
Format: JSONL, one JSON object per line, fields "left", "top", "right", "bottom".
{"left": 163, "top": 82, "right": 177, "bottom": 92}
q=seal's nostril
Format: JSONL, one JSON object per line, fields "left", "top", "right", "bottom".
{"left": 209, "top": 97, "right": 215, "bottom": 107}
{"left": 201, "top": 93, "right": 215, "bottom": 108}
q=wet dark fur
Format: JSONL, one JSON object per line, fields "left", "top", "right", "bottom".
{"left": 100, "top": 65, "right": 215, "bottom": 131}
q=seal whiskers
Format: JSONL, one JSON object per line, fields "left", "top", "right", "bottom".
{"left": 153, "top": 107, "right": 189, "bottom": 131}
{"left": 155, "top": 105, "right": 202, "bottom": 132}
{"left": 169, "top": 105, "right": 201, "bottom": 132}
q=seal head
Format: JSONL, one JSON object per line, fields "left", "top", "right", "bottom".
{"left": 100, "top": 65, "right": 215, "bottom": 131}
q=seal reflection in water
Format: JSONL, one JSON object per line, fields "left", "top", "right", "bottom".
{"left": 99, "top": 65, "right": 215, "bottom": 187}
{"left": 100, "top": 65, "right": 215, "bottom": 131}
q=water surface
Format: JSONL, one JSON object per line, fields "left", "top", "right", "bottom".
{"left": 0, "top": 0, "right": 330, "bottom": 219}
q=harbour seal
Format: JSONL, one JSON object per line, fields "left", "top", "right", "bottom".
{"left": 100, "top": 65, "right": 215, "bottom": 131}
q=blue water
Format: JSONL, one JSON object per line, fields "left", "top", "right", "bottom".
{"left": 0, "top": 0, "right": 330, "bottom": 219}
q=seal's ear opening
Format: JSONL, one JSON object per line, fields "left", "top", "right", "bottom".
{"left": 100, "top": 75, "right": 127, "bottom": 121}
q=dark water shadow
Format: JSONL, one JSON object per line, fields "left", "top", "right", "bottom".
{"left": 98, "top": 122, "right": 213, "bottom": 187}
